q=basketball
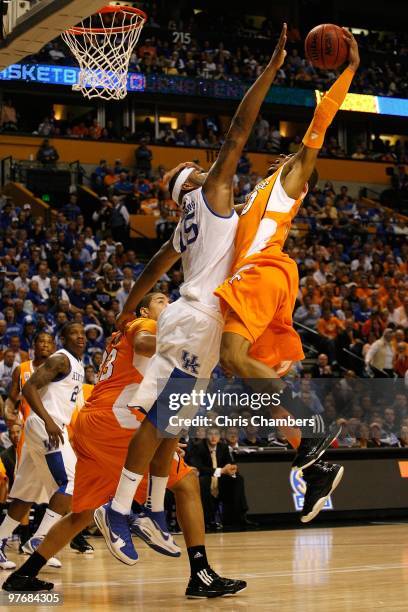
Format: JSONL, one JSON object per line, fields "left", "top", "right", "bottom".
{"left": 305, "top": 24, "right": 349, "bottom": 69}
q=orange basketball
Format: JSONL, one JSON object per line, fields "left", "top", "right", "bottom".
{"left": 305, "top": 24, "right": 349, "bottom": 70}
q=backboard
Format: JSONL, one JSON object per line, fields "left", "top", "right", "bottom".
{"left": 0, "top": 0, "right": 107, "bottom": 70}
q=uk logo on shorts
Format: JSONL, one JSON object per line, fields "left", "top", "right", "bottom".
{"left": 181, "top": 351, "right": 200, "bottom": 375}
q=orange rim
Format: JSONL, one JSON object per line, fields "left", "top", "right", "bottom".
{"left": 65, "top": 6, "right": 147, "bottom": 35}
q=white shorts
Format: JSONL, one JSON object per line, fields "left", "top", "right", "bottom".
{"left": 9, "top": 415, "right": 76, "bottom": 504}
{"left": 130, "top": 297, "right": 223, "bottom": 435}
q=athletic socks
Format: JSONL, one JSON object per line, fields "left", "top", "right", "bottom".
{"left": 187, "top": 545, "right": 210, "bottom": 575}
{"left": 0, "top": 514, "right": 20, "bottom": 540}
{"left": 33, "top": 509, "right": 62, "bottom": 538}
{"left": 146, "top": 475, "right": 168, "bottom": 512}
{"left": 15, "top": 551, "right": 47, "bottom": 577}
{"left": 111, "top": 468, "right": 143, "bottom": 515}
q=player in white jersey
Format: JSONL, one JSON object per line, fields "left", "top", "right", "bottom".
{"left": 0, "top": 323, "right": 85, "bottom": 570}
{"left": 95, "top": 26, "right": 288, "bottom": 566}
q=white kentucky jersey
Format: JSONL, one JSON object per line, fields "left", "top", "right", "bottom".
{"left": 39, "top": 349, "right": 84, "bottom": 427}
{"left": 173, "top": 187, "right": 238, "bottom": 311}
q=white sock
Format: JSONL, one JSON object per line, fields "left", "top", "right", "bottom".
{"left": 33, "top": 508, "right": 63, "bottom": 538}
{"left": 146, "top": 475, "right": 168, "bottom": 512}
{"left": 0, "top": 514, "right": 20, "bottom": 540}
{"left": 111, "top": 468, "right": 143, "bottom": 515}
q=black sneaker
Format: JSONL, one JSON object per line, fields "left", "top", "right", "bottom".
{"left": 300, "top": 461, "right": 344, "bottom": 524}
{"left": 185, "top": 568, "right": 247, "bottom": 598}
{"left": 2, "top": 574, "right": 54, "bottom": 592}
{"left": 292, "top": 422, "right": 341, "bottom": 471}
{"left": 70, "top": 533, "right": 94, "bottom": 554}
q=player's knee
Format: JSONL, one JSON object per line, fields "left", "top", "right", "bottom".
{"left": 173, "top": 470, "right": 199, "bottom": 498}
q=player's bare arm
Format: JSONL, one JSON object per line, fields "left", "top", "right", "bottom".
{"left": 133, "top": 331, "right": 156, "bottom": 358}
{"left": 22, "top": 354, "right": 71, "bottom": 448}
{"left": 4, "top": 365, "right": 21, "bottom": 419}
{"left": 117, "top": 240, "right": 181, "bottom": 330}
{"left": 282, "top": 29, "right": 360, "bottom": 199}
{"left": 203, "top": 23, "right": 287, "bottom": 216}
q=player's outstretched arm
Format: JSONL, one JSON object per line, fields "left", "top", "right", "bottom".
{"left": 22, "top": 354, "right": 70, "bottom": 447}
{"left": 117, "top": 239, "right": 181, "bottom": 330}
{"left": 203, "top": 24, "right": 287, "bottom": 216}
{"left": 4, "top": 365, "right": 20, "bottom": 419}
{"left": 282, "top": 29, "right": 360, "bottom": 199}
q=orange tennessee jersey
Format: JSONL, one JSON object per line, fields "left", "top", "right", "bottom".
{"left": 232, "top": 166, "right": 306, "bottom": 270}
{"left": 19, "top": 360, "right": 34, "bottom": 422}
{"left": 83, "top": 318, "right": 156, "bottom": 426}
{"left": 68, "top": 384, "right": 94, "bottom": 436}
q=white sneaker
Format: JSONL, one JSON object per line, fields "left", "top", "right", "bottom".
{"left": 21, "top": 536, "right": 62, "bottom": 568}
{"left": 0, "top": 538, "right": 16, "bottom": 570}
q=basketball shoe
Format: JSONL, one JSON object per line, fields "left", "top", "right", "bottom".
{"left": 292, "top": 422, "right": 342, "bottom": 471}
{"left": 300, "top": 461, "right": 344, "bottom": 523}
{"left": 70, "top": 533, "right": 94, "bottom": 554}
{"left": 94, "top": 500, "right": 138, "bottom": 565}
{"left": 21, "top": 537, "right": 61, "bottom": 568}
{"left": 186, "top": 568, "right": 247, "bottom": 598}
{"left": 0, "top": 538, "right": 16, "bottom": 570}
{"left": 3, "top": 574, "right": 53, "bottom": 592}
{"left": 130, "top": 506, "right": 181, "bottom": 557}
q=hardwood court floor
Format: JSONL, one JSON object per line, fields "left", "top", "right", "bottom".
{"left": 2, "top": 523, "right": 408, "bottom": 611}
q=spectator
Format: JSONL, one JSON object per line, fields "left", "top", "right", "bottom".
{"left": 68, "top": 279, "right": 90, "bottom": 313}
{"left": 37, "top": 117, "right": 55, "bottom": 136}
{"left": 135, "top": 140, "right": 153, "bottom": 177}
{"left": 393, "top": 342, "right": 408, "bottom": 377}
{"left": 114, "top": 173, "right": 134, "bottom": 196}
{"left": 316, "top": 310, "right": 344, "bottom": 361}
{"left": 241, "top": 424, "right": 267, "bottom": 446}
{"left": 394, "top": 297, "right": 408, "bottom": 328}
{"left": 36, "top": 139, "right": 59, "bottom": 164}
{"left": 32, "top": 262, "right": 51, "bottom": 300}
{"left": 0, "top": 349, "right": 17, "bottom": 396}
{"left": 294, "top": 295, "right": 321, "bottom": 329}
{"left": 110, "top": 196, "right": 130, "bottom": 245}
{"left": 311, "top": 354, "right": 333, "bottom": 378}
{"left": 365, "top": 328, "right": 395, "bottom": 377}
{"left": 0, "top": 99, "right": 18, "bottom": 131}
{"left": 224, "top": 427, "right": 241, "bottom": 451}
{"left": 187, "top": 427, "right": 250, "bottom": 530}
{"left": 88, "top": 119, "right": 102, "bottom": 140}
{"left": 84, "top": 364, "right": 96, "bottom": 384}
{"left": 62, "top": 194, "right": 81, "bottom": 221}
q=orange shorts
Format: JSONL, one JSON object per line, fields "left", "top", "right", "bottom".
{"left": 215, "top": 258, "right": 304, "bottom": 369}
{"left": 71, "top": 409, "right": 192, "bottom": 513}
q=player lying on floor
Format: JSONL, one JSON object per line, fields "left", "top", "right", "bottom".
{"left": 3, "top": 293, "right": 246, "bottom": 599}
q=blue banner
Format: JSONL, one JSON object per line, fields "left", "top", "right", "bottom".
{"left": 0, "top": 63, "right": 146, "bottom": 91}
{"left": 1, "top": 62, "right": 408, "bottom": 117}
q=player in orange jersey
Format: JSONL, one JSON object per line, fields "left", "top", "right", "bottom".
{"left": 4, "top": 292, "right": 246, "bottom": 598}
{"left": 215, "top": 29, "right": 360, "bottom": 523}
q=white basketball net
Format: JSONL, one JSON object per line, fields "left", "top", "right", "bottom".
{"left": 62, "top": 8, "right": 146, "bottom": 101}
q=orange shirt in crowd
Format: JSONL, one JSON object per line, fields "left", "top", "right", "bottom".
{"left": 317, "top": 316, "right": 344, "bottom": 339}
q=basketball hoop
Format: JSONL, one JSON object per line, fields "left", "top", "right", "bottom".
{"left": 61, "top": 6, "right": 147, "bottom": 101}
